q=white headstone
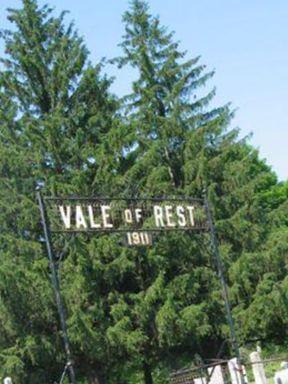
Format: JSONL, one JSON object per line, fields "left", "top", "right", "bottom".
{"left": 194, "top": 377, "right": 207, "bottom": 384}
{"left": 208, "top": 365, "right": 225, "bottom": 384}
{"left": 274, "top": 363, "right": 288, "bottom": 384}
{"left": 4, "top": 378, "right": 12, "bottom": 384}
{"left": 228, "top": 357, "right": 248, "bottom": 384}
{"left": 249, "top": 351, "right": 267, "bottom": 384}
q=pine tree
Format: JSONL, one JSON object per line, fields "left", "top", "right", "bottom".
{"left": 115, "top": 0, "right": 223, "bottom": 195}
{"left": 230, "top": 181, "right": 288, "bottom": 344}
{"left": 0, "top": 1, "right": 122, "bottom": 382}
{"left": 110, "top": 1, "right": 231, "bottom": 381}
{"left": 1, "top": 0, "right": 286, "bottom": 383}
{"left": 109, "top": 1, "right": 280, "bottom": 382}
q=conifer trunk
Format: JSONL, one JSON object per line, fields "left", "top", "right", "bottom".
{"left": 88, "top": 372, "right": 106, "bottom": 384}
{"left": 143, "top": 362, "right": 153, "bottom": 384}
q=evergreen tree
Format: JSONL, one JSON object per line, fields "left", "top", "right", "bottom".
{"left": 230, "top": 181, "right": 288, "bottom": 344}
{"left": 109, "top": 1, "right": 280, "bottom": 382}
{"left": 1, "top": 0, "right": 287, "bottom": 383}
{"left": 0, "top": 1, "right": 122, "bottom": 382}
{"left": 115, "top": 0, "right": 222, "bottom": 194}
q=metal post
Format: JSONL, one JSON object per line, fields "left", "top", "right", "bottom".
{"left": 203, "top": 191, "right": 244, "bottom": 384}
{"left": 36, "top": 191, "right": 76, "bottom": 384}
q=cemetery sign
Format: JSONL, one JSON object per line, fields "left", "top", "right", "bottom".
{"left": 45, "top": 197, "right": 208, "bottom": 245}
{"left": 37, "top": 192, "right": 242, "bottom": 383}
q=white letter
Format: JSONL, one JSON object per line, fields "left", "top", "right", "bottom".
{"left": 101, "top": 205, "right": 113, "bottom": 228}
{"left": 165, "top": 205, "right": 175, "bottom": 227}
{"left": 88, "top": 205, "right": 101, "bottom": 228}
{"left": 154, "top": 206, "right": 164, "bottom": 227}
{"left": 124, "top": 209, "right": 133, "bottom": 223}
{"left": 76, "top": 205, "right": 87, "bottom": 229}
{"left": 59, "top": 205, "right": 71, "bottom": 229}
{"left": 187, "top": 206, "right": 195, "bottom": 226}
{"left": 135, "top": 208, "right": 142, "bottom": 223}
{"left": 176, "top": 206, "right": 186, "bottom": 227}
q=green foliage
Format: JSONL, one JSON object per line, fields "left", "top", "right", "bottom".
{"left": 0, "top": 0, "right": 122, "bottom": 382}
{"left": 0, "top": 0, "right": 287, "bottom": 383}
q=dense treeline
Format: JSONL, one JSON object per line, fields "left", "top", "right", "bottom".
{"left": 0, "top": 0, "right": 287, "bottom": 383}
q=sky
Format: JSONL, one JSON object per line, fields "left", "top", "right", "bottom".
{"left": 0, "top": 0, "right": 287, "bottom": 181}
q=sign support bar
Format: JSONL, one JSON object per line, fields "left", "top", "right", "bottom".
{"left": 204, "top": 192, "right": 245, "bottom": 384}
{"left": 37, "top": 191, "right": 76, "bottom": 384}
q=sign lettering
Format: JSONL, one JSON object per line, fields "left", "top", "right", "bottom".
{"left": 45, "top": 197, "right": 207, "bottom": 245}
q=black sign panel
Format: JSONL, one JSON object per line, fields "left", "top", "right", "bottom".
{"left": 45, "top": 197, "right": 208, "bottom": 235}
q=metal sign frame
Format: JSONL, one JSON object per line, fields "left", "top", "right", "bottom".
{"left": 36, "top": 190, "right": 243, "bottom": 384}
